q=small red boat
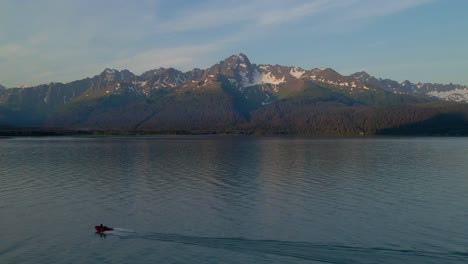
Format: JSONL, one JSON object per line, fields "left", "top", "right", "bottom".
{"left": 95, "top": 225, "right": 113, "bottom": 233}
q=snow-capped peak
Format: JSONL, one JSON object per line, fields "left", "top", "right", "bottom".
{"left": 351, "top": 71, "right": 371, "bottom": 81}
{"left": 401, "top": 80, "right": 413, "bottom": 86}
{"left": 289, "top": 67, "right": 305, "bottom": 79}
{"left": 428, "top": 88, "right": 468, "bottom": 102}
{"left": 235, "top": 53, "right": 247, "bottom": 61}
{"left": 104, "top": 68, "right": 118, "bottom": 74}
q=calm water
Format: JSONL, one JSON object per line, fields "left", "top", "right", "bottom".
{"left": 1, "top": 136, "right": 468, "bottom": 263}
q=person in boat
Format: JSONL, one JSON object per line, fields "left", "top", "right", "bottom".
{"left": 98, "top": 224, "right": 111, "bottom": 230}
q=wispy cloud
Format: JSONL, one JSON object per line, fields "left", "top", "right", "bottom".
{"left": 110, "top": 43, "right": 221, "bottom": 73}
{"left": 0, "top": 0, "right": 439, "bottom": 86}
{"left": 336, "top": 0, "right": 434, "bottom": 21}
{"left": 154, "top": 3, "right": 255, "bottom": 33}
{"left": 154, "top": 0, "right": 339, "bottom": 33}
{"left": 256, "top": 0, "right": 344, "bottom": 26}
{"left": 153, "top": 0, "right": 431, "bottom": 33}
{"left": 0, "top": 44, "right": 23, "bottom": 56}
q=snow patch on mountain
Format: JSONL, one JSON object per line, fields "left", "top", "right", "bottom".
{"left": 238, "top": 71, "right": 250, "bottom": 88}
{"left": 105, "top": 69, "right": 117, "bottom": 74}
{"left": 235, "top": 54, "right": 246, "bottom": 61}
{"left": 290, "top": 67, "right": 305, "bottom": 79}
{"left": 428, "top": 88, "right": 468, "bottom": 102}
{"left": 254, "top": 70, "right": 285, "bottom": 85}
{"left": 262, "top": 93, "right": 272, "bottom": 105}
{"left": 352, "top": 72, "right": 372, "bottom": 82}
{"left": 239, "top": 69, "right": 285, "bottom": 88}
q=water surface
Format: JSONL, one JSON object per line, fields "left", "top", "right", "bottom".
{"left": 1, "top": 136, "right": 467, "bottom": 263}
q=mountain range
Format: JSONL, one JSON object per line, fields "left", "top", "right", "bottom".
{"left": 1, "top": 54, "right": 467, "bottom": 135}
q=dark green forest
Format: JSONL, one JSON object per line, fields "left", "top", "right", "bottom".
{"left": 1, "top": 68, "right": 467, "bottom": 136}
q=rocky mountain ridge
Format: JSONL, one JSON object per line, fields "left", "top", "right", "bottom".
{"left": 350, "top": 71, "right": 468, "bottom": 102}
{"left": 0, "top": 54, "right": 467, "bottom": 135}
{"left": 1, "top": 53, "right": 466, "bottom": 104}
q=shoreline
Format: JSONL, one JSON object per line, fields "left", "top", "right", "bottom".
{"left": 1, "top": 129, "right": 466, "bottom": 137}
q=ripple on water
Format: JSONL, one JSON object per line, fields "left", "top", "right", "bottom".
{"left": 1, "top": 137, "right": 468, "bottom": 263}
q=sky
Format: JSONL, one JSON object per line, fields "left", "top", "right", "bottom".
{"left": 0, "top": 0, "right": 467, "bottom": 87}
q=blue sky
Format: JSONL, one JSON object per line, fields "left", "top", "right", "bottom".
{"left": 0, "top": 0, "right": 467, "bottom": 87}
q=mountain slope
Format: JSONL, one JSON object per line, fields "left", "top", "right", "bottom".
{"left": 350, "top": 71, "right": 468, "bottom": 103}
{"left": 136, "top": 79, "right": 248, "bottom": 132}
{"left": 0, "top": 54, "right": 467, "bottom": 135}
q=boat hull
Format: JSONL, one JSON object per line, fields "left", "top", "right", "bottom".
{"left": 95, "top": 226, "right": 113, "bottom": 233}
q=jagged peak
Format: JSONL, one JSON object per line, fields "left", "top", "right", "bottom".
{"left": 102, "top": 68, "right": 118, "bottom": 75}
{"left": 311, "top": 68, "right": 343, "bottom": 77}
{"left": 166, "top": 67, "right": 183, "bottom": 74}
{"left": 351, "top": 71, "right": 371, "bottom": 79}
{"left": 221, "top": 53, "right": 252, "bottom": 66}
{"left": 141, "top": 67, "right": 165, "bottom": 76}
{"left": 206, "top": 53, "right": 255, "bottom": 81}
{"left": 321, "top": 67, "right": 337, "bottom": 72}
{"left": 187, "top": 67, "right": 203, "bottom": 73}
{"left": 311, "top": 67, "right": 332, "bottom": 73}
{"left": 234, "top": 53, "right": 248, "bottom": 61}
{"left": 96, "top": 68, "right": 134, "bottom": 83}
{"left": 140, "top": 67, "right": 184, "bottom": 79}
{"left": 100, "top": 68, "right": 133, "bottom": 75}
{"left": 289, "top": 66, "right": 305, "bottom": 71}
{"left": 400, "top": 80, "right": 414, "bottom": 86}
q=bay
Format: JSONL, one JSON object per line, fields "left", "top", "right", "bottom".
{"left": 1, "top": 136, "right": 467, "bottom": 263}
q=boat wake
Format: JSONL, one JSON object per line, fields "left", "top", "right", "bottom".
{"left": 103, "top": 229, "right": 468, "bottom": 264}
{"left": 108, "top": 227, "right": 134, "bottom": 234}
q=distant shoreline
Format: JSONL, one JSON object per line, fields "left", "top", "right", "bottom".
{"left": 1, "top": 129, "right": 466, "bottom": 137}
